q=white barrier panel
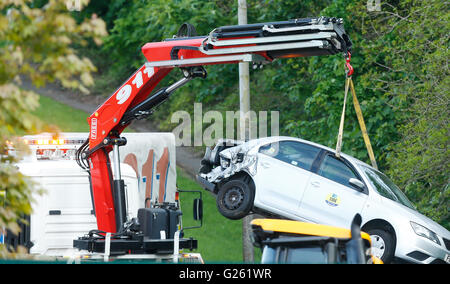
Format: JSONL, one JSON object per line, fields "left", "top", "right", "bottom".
{"left": 21, "top": 131, "right": 177, "bottom": 207}
{"left": 118, "top": 132, "right": 177, "bottom": 206}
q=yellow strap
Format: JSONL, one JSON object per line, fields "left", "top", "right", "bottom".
{"left": 349, "top": 79, "right": 378, "bottom": 170}
{"left": 335, "top": 77, "right": 351, "bottom": 158}
{"left": 336, "top": 77, "right": 378, "bottom": 170}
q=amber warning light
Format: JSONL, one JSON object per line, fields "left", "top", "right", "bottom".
{"left": 20, "top": 134, "right": 87, "bottom": 160}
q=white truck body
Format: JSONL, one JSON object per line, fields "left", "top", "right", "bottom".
{"left": 7, "top": 132, "right": 178, "bottom": 257}
{"left": 19, "top": 160, "right": 139, "bottom": 257}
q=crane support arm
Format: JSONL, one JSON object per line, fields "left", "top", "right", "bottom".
{"left": 82, "top": 16, "right": 352, "bottom": 233}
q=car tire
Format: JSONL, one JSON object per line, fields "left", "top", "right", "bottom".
{"left": 216, "top": 179, "right": 254, "bottom": 220}
{"left": 367, "top": 229, "right": 395, "bottom": 264}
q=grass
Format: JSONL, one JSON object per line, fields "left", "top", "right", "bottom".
{"left": 32, "top": 94, "right": 258, "bottom": 263}
{"left": 32, "top": 95, "right": 91, "bottom": 132}
{"left": 176, "top": 168, "right": 246, "bottom": 263}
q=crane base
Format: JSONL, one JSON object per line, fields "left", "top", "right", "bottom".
{"left": 73, "top": 236, "right": 197, "bottom": 255}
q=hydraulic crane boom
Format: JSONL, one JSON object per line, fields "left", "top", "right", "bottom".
{"left": 78, "top": 16, "right": 352, "bottom": 236}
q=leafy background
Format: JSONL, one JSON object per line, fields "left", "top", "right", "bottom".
{"left": 82, "top": 0, "right": 448, "bottom": 228}
{"left": 0, "top": 0, "right": 448, "bottom": 256}
{"left": 0, "top": 0, "right": 106, "bottom": 256}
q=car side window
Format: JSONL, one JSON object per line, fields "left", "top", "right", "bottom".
{"left": 318, "top": 155, "right": 359, "bottom": 187}
{"left": 259, "top": 141, "right": 321, "bottom": 171}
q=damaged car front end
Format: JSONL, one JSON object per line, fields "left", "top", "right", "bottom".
{"left": 198, "top": 139, "right": 260, "bottom": 186}
{"left": 196, "top": 138, "right": 273, "bottom": 220}
{"left": 197, "top": 136, "right": 450, "bottom": 264}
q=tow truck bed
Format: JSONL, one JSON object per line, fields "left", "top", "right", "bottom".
{"left": 75, "top": 16, "right": 352, "bottom": 257}
{"left": 74, "top": 236, "right": 197, "bottom": 255}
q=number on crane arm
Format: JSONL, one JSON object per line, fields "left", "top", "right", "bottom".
{"left": 116, "top": 67, "right": 155, "bottom": 105}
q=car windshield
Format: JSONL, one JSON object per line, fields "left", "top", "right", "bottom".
{"left": 261, "top": 246, "right": 328, "bottom": 264}
{"left": 360, "top": 165, "right": 415, "bottom": 210}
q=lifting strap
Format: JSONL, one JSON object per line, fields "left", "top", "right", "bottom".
{"left": 336, "top": 77, "right": 351, "bottom": 159}
{"left": 336, "top": 53, "right": 378, "bottom": 170}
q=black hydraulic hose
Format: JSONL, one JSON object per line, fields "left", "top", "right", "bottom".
{"left": 75, "top": 138, "right": 90, "bottom": 171}
{"left": 120, "top": 87, "right": 169, "bottom": 126}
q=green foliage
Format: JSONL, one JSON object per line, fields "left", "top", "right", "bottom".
{"left": 31, "top": 96, "right": 90, "bottom": 132}
{"left": 359, "top": 0, "right": 449, "bottom": 228}
{"left": 86, "top": 0, "right": 448, "bottom": 228}
{"left": 0, "top": 0, "right": 106, "bottom": 255}
{"left": 102, "top": 0, "right": 235, "bottom": 75}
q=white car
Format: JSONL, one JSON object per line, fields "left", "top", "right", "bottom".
{"left": 197, "top": 136, "right": 450, "bottom": 264}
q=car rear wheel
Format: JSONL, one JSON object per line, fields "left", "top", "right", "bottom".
{"left": 368, "top": 229, "right": 395, "bottom": 264}
{"left": 216, "top": 179, "right": 254, "bottom": 220}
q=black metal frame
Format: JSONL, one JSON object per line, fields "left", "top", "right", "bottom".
{"left": 177, "top": 189, "right": 203, "bottom": 230}
{"left": 4, "top": 215, "right": 33, "bottom": 252}
{"left": 73, "top": 236, "right": 197, "bottom": 255}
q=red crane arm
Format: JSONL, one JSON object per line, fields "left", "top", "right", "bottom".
{"left": 83, "top": 17, "right": 352, "bottom": 233}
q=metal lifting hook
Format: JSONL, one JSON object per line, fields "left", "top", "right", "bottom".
{"left": 345, "top": 51, "right": 354, "bottom": 77}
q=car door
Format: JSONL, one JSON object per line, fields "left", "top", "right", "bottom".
{"left": 254, "top": 140, "right": 321, "bottom": 218}
{"left": 300, "top": 153, "right": 369, "bottom": 228}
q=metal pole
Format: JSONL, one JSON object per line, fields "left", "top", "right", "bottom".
{"left": 238, "top": 0, "right": 250, "bottom": 141}
{"left": 238, "top": 0, "right": 254, "bottom": 263}
{"left": 112, "top": 144, "right": 122, "bottom": 180}
{"left": 112, "top": 141, "right": 127, "bottom": 233}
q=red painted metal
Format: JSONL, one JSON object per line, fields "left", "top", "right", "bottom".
{"left": 81, "top": 17, "right": 351, "bottom": 234}
{"left": 89, "top": 148, "right": 116, "bottom": 232}
{"left": 87, "top": 37, "right": 266, "bottom": 232}
{"left": 87, "top": 65, "right": 172, "bottom": 233}
{"left": 345, "top": 51, "right": 354, "bottom": 77}
{"left": 141, "top": 37, "right": 270, "bottom": 66}
{"left": 142, "top": 38, "right": 207, "bottom": 62}
{"left": 88, "top": 65, "right": 172, "bottom": 149}
{"left": 86, "top": 34, "right": 303, "bottom": 232}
